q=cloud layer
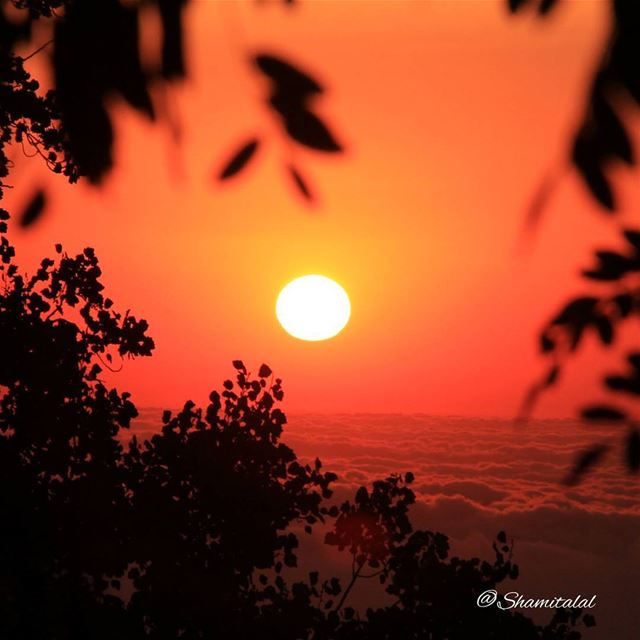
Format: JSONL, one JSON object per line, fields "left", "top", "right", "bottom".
{"left": 131, "top": 411, "right": 639, "bottom": 639}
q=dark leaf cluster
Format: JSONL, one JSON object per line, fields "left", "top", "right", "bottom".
{"left": 509, "top": 0, "right": 640, "bottom": 211}
{"left": 52, "top": 0, "right": 189, "bottom": 184}
{"left": 524, "top": 227, "right": 640, "bottom": 480}
{"left": 0, "top": 0, "right": 189, "bottom": 221}
{"left": 0, "top": 34, "right": 79, "bottom": 203}
{"left": 217, "top": 53, "right": 343, "bottom": 204}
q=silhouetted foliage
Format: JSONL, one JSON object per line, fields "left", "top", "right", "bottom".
{"left": 121, "top": 362, "right": 338, "bottom": 638}
{"left": 0, "top": 0, "right": 186, "bottom": 213}
{"left": 5, "top": 0, "right": 636, "bottom": 216}
{"left": 218, "top": 138, "right": 261, "bottom": 180}
{"left": 523, "top": 227, "right": 640, "bottom": 479}
{"left": 157, "top": 0, "right": 189, "bottom": 79}
{"left": 0, "top": 221, "right": 594, "bottom": 638}
{"left": 0, "top": 9, "right": 79, "bottom": 199}
{"left": 288, "top": 163, "right": 314, "bottom": 202}
{"left": 564, "top": 445, "right": 610, "bottom": 487}
{"left": 1, "top": 1, "right": 343, "bottom": 218}
{"left": 509, "top": 0, "right": 640, "bottom": 214}
{"left": 18, "top": 186, "right": 45, "bottom": 227}
{"left": 0, "top": 216, "right": 154, "bottom": 637}
{"left": 53, "top": 0, "right": 155, "bottom": 184}
{"left": 216, "top": 53, "right": 342, "bottom": 204}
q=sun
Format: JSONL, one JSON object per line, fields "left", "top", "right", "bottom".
{"left": 276, "top": 275, "right": 351, "bottom": 341}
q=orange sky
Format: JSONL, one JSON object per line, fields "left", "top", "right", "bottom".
{"left": 7, "top": 0, "right": 640, "bottom": 416}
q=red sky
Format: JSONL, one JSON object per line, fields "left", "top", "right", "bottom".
{"left": 7, "top": 0, "right": 640, "bottom": 416}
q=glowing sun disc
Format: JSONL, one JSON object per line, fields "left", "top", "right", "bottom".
{"left": 276, "top": 275, "right": 351, "bottom": 341}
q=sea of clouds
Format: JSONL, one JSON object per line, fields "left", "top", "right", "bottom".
{"left": 132, "top": 411, "right": 640, "bottom": 639}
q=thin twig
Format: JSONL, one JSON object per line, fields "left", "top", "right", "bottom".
{"left": 20, "top": 39, "right": 54, "bottom": 62}
{"left": 334, "top": 559, "right": 364, "bottom": 612}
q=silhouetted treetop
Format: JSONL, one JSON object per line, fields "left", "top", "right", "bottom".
{"left": 0, "top": 224, "right": 153, "bottom": 460}
{"left": 0, "top": 30, "right": 79, "bottom": 200}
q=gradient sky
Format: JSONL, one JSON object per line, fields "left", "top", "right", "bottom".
{"left": 7, "top": 0, "right": 640, "bottom": 415}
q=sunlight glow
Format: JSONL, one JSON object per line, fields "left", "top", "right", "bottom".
{"left": 276, "top": 275, "right": 351, "bottom": 341}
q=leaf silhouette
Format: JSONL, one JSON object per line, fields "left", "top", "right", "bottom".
{"left": 218, "top": 138, "right": 260, "bottom": 180}
{"left": 564, "top": 444, "right": 609, "bottom": 485}
{"left": 612, "top": 293, "right": 633, "bottom": 318}
{"left": 605, "top": 353, "right": 640, "bottom": 395}
{"left": 605, "top": 375, "right": 640, "bottom": 395}
{"left": 19, "top": 189, "right": 47, "bottom": 228}
{"left": 254, "top": 52, "right": 342, "bottom": 155}
{"left": 538, "top": 0, "right": 559, "bottom": 15}
{"left": 623, "top": 229, "right": 640, "bottom": 252}
{"left": 522, "top": 167, "right": 563, "bottom": 232}
{"left": 553, "top": 296, "right": 598, "bottom": 324}
{"left": 572, "top": 131, "right": 615, "bottom": 210}
{"left": 582, "top": 250, "right": 639, "bottom": 281}
{"left": 594, "top": 92, "right": 634, "bottom": 165}
{"left": 518, "top": 365, "right": 560, "bottom": 419}
{"left": 539, "top": 332, "right": 555, "bottom": 353}
{"left": 258, "top": 363, "right": 272, "bottom": 378}
{"left": 594, "top": 315, "right": 614, "bottom": 345}
{"left": 288, "top": 165, "right": 314, "bottom": 202}
{"left": 253, "top": 53, "right": 323, "bottom": 99}
{"left": 232, "top": 360, "right": 246, "bottom": 372}
{"left": 581, "top": 405, "right": 626, "bottom": 422}
{"left": 507, "top": 0, "right": 529, "bottom": 12}
{"left": 54, "top": 0, "right": 154, "bottom": 183}
{"left": 549, "top": 296, "right": 601, "bottom": 351}
{"left": 545, "top": 365, "right": 560, "bottom": 386}
{"left": 627, "top": 429, "right": 640, "bottom": 472}
{"left": 279, "top": 108, "right": 342, "bottom": 153}
{"left": 158, "top": 0, "right": 187, "bottom": 79}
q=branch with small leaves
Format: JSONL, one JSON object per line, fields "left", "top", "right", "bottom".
{"left": 216, "top": 53, "right": 343, "bottom": 205}
{"left": 522, "top": 227, "right": 640, "bottom": 481}
{"left": 509, "top": 0, "right": 640, "bottom": 217}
